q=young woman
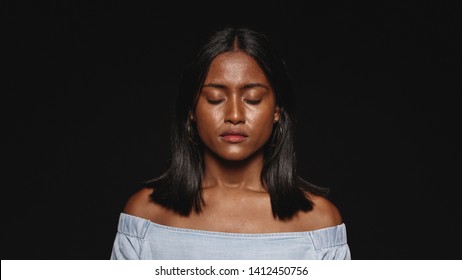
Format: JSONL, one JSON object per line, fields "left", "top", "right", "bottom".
{"left": 111, "top": 26, "right": 351, "bottom": 260}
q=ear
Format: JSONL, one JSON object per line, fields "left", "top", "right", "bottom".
{"left": 274, "top": 106, "right": 280, "bottom": 123}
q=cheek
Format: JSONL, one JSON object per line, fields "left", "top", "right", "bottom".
{"left": 195, "top": 107, "right": 222, "bottom": 137}
{"left": 249, "top": 108, "right": 274, "bottom": 127}
{"left": 249, "top": 111, "right": 275, "bottom": 141}
{"left": 247, "top": 98, "right": 277, "bottom": 128}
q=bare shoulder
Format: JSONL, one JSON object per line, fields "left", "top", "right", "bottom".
{"left": 297, "top": 194, "right": 343, "bottom": 230}
{"left": 123, "top": 187, "right": 157, "bottom": 221}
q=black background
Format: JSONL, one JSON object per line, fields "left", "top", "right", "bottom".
{"left": 5, "top": 1, "right": 461, "bottom": 259}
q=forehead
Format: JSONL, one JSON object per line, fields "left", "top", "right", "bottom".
{"left": 205, "top": 51, "right": 269, "bottom": 84}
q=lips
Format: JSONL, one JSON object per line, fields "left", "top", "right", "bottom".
{"left": 220, "top": 129, "right": 248, "bottom": 143}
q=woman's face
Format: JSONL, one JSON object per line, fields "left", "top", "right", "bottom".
{"left": 194, "top": 51, "right": 280, "bottom": 161}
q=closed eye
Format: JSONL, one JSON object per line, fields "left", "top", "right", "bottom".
{"left": 244, "top": 99, "right": 262, "bottom": 105}
{"left": 207, "top": 99, "right": 225, "bottom": 105}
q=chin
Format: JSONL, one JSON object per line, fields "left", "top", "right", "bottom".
{"left": 216, "top": 148, "right": 264, "bottom": 162}
{"left": 218, "top": 153, "right": 251, "bottom": 162}
{"left": 207, "top": 144, "right": 265, "bottom": 162}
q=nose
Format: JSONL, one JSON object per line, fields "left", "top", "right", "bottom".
{"left": 224, "top": 95, "right": 245, "bottom": 125}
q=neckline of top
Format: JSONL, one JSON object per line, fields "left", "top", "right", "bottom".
{"left": 120, "top": 212, "right": 346, "bottom": 237}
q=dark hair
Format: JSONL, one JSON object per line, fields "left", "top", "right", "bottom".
{"left": 145, "top": 26, "right": 329, "bottom": 220}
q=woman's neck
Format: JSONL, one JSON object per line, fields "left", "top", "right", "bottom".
{"left": 201, "top": 149, "right": 266, "bottom": 192}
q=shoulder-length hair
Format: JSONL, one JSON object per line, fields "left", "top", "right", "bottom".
{"left": 145, "top": 26, "right": 329, "bottom": 220}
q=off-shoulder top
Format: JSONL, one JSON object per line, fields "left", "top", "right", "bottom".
{"left": 110, "top": 212, "right": 351, "bottom": 260}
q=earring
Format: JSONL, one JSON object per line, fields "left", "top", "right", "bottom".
{"left": 186, "top": 118, "right": 199, "bottom": 145}
{"left": 189, "top": 111, "right": 195, "bottom": 122}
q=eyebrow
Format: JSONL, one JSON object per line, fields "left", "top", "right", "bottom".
{"left": 202, "top": 83, "right": 226, "bottom": 89}
{"left": 202, "top": 83, "right": 269, "bottom": 90}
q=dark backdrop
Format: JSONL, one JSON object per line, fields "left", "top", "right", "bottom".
{"left": 5, "top": 1, "right": 461, "bottom": 259}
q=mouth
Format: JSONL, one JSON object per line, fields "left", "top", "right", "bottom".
{"left": 220, "top": 130, "right": 248, "bottom": 143}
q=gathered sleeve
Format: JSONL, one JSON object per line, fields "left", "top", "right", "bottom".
{"left": 110, "top": 213, "right": 151, "bottom": 260}
{"left": 309, "top": 223, "right": 351, "bottom": 260}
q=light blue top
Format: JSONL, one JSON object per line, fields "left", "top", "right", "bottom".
{"left": 111, "top": 212, "right": 351, "bottom": 260}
